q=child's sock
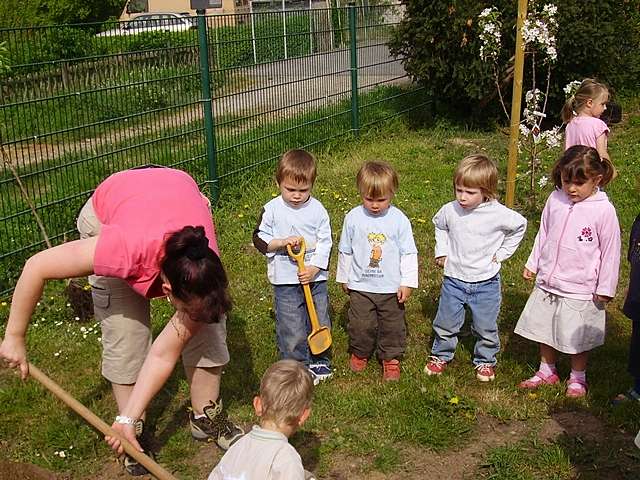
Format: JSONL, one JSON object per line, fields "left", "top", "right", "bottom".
{"left": 569, "top": 369, "right": 586, "bottom": 384}
{"left": 539, "top": 361, "right": 557, "bottom": 377}
{"left": 633, "top": 376, "right": 640, "bottom": 394}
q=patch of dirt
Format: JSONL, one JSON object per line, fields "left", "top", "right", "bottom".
{"left": 10, "top": 410, "right": 640, "bottom": 479}
{"left": 320, "top": 415, "right": 529, "bottom": 479}
{"left": 0, "top": 461, "right": 69, "bottom": 480}
{"left": 320, "top": 411, "right": 640, "bottom": 480}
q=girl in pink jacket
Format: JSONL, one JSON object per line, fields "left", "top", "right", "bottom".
{"left": 515, "top": 146, "right": 620, "bottom": 398}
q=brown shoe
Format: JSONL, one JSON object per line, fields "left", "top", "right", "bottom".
{"left": 349, "top": 353, "right": 368, "bottom": 372}
{"left": 382, "top": 359, "right": 401, "bottom": 381}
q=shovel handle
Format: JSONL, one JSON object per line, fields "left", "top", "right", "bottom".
{"left": 2, "top": 338, "right": 177, "bottom": 480}
{"left": 287, "top": 239, "right": 322, "bottom": 333}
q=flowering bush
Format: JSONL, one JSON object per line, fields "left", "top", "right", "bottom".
{"left": 388, "top": 0, "right": 639, "bottom": 122}
{"left": 478, "top": 1, "right": 562, "bottom": 206}
{"left": 478, "top": 8, "right": 501, "bottom": 62}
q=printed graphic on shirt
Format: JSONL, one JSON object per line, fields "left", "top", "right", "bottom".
{"left": 577, "top": 226, "right": 594, "bottom": 242}
{"left": 366, "top": 233, "right": 386, "bottom": 279}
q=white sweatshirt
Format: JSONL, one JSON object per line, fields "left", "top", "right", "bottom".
{"left": 433, "top": 199, "right": 527, "bottom": 282}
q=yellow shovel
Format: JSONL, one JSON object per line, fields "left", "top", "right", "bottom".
{"left": 287, "top": 238, "right": 332, "bottom": 355}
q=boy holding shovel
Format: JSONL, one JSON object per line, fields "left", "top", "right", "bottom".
{"left": 252, "top": 150, "right": 333, "bottom": 385}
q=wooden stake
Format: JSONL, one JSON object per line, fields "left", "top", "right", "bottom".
{"left": 505, "top": 0, "right": 528, "bottom": 208}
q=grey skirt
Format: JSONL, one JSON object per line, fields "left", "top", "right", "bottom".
{"left": 514, "top": 286, "right": 606, "bottom": 354}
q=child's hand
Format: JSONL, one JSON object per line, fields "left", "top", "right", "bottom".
{"left": 282, "top": 236, "right": 302, "bottom": 250}
{"left": 435, "top": 256, "right": 446, "bottom": 268}
{"left": 397, "top": 286, "right": 412, "bottom": 303}
{"left": 340, "top": 283, "right": 349, "bottom": 294}
{"left": 593, "top": 294, "right": 612, "bottom": 304}
{"left": 298, "top": 265, "right": 320, "bottom": 285}
{"left": 522, "top": 267, "right": 535, "bottom": 280}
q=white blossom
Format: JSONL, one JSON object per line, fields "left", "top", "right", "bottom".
{"left": 478, "top": 7, "right": 502, "bottom": 62}
{"left": 538, "top": 176, "right": 549, "bottom": 188}
{"left": 563, "top": 80, "right": 582, "bottom": 98}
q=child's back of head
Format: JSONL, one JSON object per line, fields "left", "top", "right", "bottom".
{"left": 561, "top": 78, "right": 609, "bottom": 124}
{"left": 258, "top": 359, "right": 314, "bottom": 433}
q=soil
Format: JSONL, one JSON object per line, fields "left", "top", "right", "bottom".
{"left": 0, "top": 460, "right": 69, "bottom": 480}
{"left": 4, "top": 409, "right": 639, "bottom": 479}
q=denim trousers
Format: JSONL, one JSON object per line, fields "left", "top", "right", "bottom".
{"left": 273, "top": 281, "right": 331, "bottom": 367}
{"left": 431, "top": 274, "right": 502, "bottom": 366}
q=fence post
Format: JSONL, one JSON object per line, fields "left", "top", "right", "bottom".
{"left": 348, "top": 2, "right": 359, "bottom": 136}
{"left": 196, "top": 9, "right": 219, "bottom": 201}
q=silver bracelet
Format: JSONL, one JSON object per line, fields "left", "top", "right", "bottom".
{"left": 115, "top": 415, "right": 137, "bottom": 425}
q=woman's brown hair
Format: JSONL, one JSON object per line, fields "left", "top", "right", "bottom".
{"left": 161, "top": 225, "right": 231, "bottom": 323}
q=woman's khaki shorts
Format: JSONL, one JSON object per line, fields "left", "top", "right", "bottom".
{"left": 77, "top": 198, "right": 229, "bottom": 384}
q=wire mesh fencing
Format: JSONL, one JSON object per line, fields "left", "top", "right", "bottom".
{"left": 0, "top": 3, "right": 428, "bottom": 294}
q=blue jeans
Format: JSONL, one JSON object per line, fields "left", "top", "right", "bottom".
{"left": 273, "top": 281, "right": 331, "bottom": 367}
{"left": 430, "top": 275, "right": 502, "bottom": 366}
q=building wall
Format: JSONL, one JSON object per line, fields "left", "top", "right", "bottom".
{"left": 119, "top": 0, "right": 246, "bottom": 20}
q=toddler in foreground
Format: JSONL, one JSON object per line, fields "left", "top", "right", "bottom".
{"left": 208, "top": 360, "right": 315, "bottom": 480}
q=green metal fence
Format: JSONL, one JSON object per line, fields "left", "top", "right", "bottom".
{"left": 0, "top": 3, "right": 428, "bottom": 294}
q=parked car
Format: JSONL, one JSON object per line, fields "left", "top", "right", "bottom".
{"left": 97, "top": 13, "right": 196, "bottom": 38}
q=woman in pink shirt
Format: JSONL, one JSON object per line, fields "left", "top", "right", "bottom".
{"left": 0, "top": 167, "right": 243, "bottom": 474}
{"left": 515, "top": 146, "right": 620, "bottom": 398}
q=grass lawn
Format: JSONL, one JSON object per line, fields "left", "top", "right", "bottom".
{"left": 1, "top": 95, "right": 640, "bottom": 479}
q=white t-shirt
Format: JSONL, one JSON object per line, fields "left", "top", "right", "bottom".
{"left": 433, "top": 199, "right": 527, "bottom": 282}
{"left": 253, "top": 196, "right": 332, "bottom": 285}
{"left": 208, "top": 426, "right": 305, "bottom": 480}
{"left": 337, "top": 205, "right": 418, "bottom": 293}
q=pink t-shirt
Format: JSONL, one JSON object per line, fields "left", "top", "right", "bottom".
{"left": 92, "top": 168, "right": 218, "bottom": 299}
{"left": 564, "top": 116, "right": 609, "bottom": 150}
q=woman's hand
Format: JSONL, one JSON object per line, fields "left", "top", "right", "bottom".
{"left": 0, "top": 334, "right": 29, "bottom": 379}
{"left": 105, "top": 422, "right": 142, "bottom": 456}
{"left": 435, "top": 256, "right": 446, "bottom": 268}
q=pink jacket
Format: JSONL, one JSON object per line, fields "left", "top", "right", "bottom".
{"left": 526, "top": 189, "right": 620, "bottom": 298}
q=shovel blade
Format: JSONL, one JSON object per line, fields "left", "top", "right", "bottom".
{"left": 308, "top": 327, "right": 332, "bottom": 355}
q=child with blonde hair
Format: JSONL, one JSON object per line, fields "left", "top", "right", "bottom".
{"left": 516, "top": 145, "right": 620, "bottom": 398}
{"left": 337, "top": 161, "right": 418, "bottom": 381}
{"left": 208, "top": 360, "right": 315, "bottom": 480}
{"left": 424, "top": 154, "right": 527, "bottom": 382}
{"left": 253, "top": 150, "right": 333, "bottom": 385}
{"left": 562, "top": 78, "right": 611, "bottom": 163}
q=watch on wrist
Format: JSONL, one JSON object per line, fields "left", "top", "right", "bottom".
{"left": 115, "top": 415, "right": 137, "bottom": 425}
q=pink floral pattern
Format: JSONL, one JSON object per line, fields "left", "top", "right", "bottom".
{"left": 578, "top": 226, "right": 594, "bottom": 242}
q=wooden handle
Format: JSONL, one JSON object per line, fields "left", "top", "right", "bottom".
{"left": 286, "top": 239, "right": 321, "bottom": 332}
{"left": 2, "top": 340, "right": 178, "bottom": 480}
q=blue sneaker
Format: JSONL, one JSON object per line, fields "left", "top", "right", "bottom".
{"left": 308, "top": 364, "right": 333, "bottom": 385}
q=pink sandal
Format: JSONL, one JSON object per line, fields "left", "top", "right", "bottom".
{"left": 566, "top": 379, "right": 588, "bottom": 398}
{"left": 518, "top": 370, "right": 560, "bottom": 389}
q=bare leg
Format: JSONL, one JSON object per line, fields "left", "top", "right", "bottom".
{"left": 539, "top": 343, "right": 558, "bottom": 364}
{"left": 112, "top": 383, "right": 146, "bottom": 421}
{"left": 570, "top": 351, "right": 588, "bottom": 371}
{"left": 112, "top": 383, "right": 134, "bottom": 412}
{"left": 184, "top": 365, "right": 221, "bottom": 415}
